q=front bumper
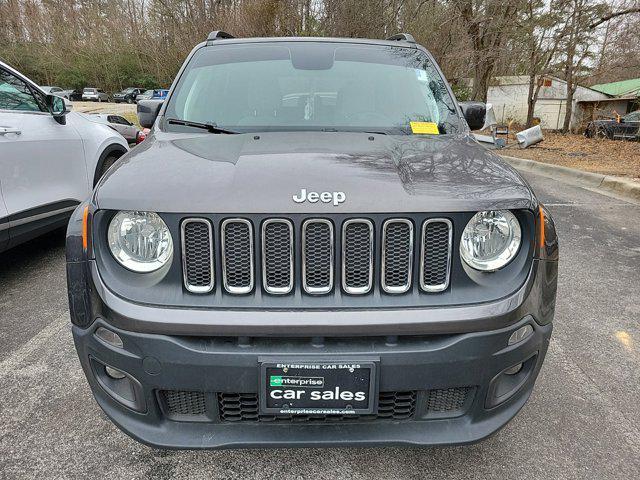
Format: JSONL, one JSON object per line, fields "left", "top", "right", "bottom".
{"left": 73, "top": 314, "right": 552, "bottom": 449}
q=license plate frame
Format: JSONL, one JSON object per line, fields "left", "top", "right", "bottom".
{"left": 259, "top": 357, "right": 378, "bottom": 416}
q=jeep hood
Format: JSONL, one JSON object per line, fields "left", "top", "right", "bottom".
{"left": 95, "top": 131, "right": 534, "bottom": 213}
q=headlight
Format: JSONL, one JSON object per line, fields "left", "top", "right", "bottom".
{"left": 460, "top": 210, "right": 521, "bottom": 271}
{"left": 107, "top": 211, "right": 173, "bottom": 272}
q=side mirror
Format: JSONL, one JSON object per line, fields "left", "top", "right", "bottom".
{"left": 459, "top": 101, "right": 486, "bottom": 131}
{"left": 137, "top": 99, "right": 163, "bottom": 129}
{"left": 47, "top": 94, "right": 70, "bottom": 125}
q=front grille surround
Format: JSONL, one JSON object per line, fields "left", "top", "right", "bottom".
{"left": 221, "top": 218, "right": 254, "bottom": 294}
{"left": 341, "top": 219, "right": 374, "bottom": 294}
{"left": 179, "top": 214, "right": 473, "bottom": 300}
{"left": 261, "top": 219, "right": 294, "bottom": 295}
{"left": 302, "top": 219, "right": 334, "bottom": 295}
{"left": 181, "top": 218, "right": 214, "bottom": 293}
{"left": 420, "top": 218, "right": 453, "bottom": 293}
{"left": 381, "top": 219, "right": 414, "bottom": 294}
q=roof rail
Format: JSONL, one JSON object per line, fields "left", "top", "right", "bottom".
{"left": 206, "top": 31, "right": 235, "bottom": 43}
{"left": 386, "top": 33, "right": 415, "bottom": 43}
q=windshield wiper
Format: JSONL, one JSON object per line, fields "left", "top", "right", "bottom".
{"left": 319, "top": 127, "right": 391, "bottom": 135}
{"left": 166, "top": 118, "right": 238, "bottom": 134}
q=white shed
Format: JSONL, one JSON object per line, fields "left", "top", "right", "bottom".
{"left": 485, "top": 76, "right": 610, "bottom": 130}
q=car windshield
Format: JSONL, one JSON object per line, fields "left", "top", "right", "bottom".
{"left": 123, "top": 88, "right": 136, "bottom": 93}
{"left": 84, "top": 88, "right": 96, "bottom": 93}
{"left": 143, "top": 90, "right": 153, "bottom": 95}
{"left": 623, "top": 111, "right": 639, "bottom": 122}
{"left": 164, "top": 42, "right": 462, "bottom": 135}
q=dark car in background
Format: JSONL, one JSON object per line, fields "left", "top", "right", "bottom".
{"left": 67, "top": 32, "right": 558, "bottom": 450}
{"left": 585, "top": 110, "right": 640, "bottom": 140}
{"left": 59, "top": 88, "right": 83, "bottom": 101}
{"left": 113, "top": 87, "right": 145, "bottom": 104}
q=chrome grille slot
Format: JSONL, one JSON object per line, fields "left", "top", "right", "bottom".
{"left": 342, "top": 219, "right": 373, "bottom": 294}
{"left": 302, "top": 219, "right": 334, "bottom": 294}
{"left": 381, "top": 219, "right": 413, "bottom": 294}
{"left": 221, "top": 219, "right": 254, "bottom": 294}
{"left": 262, "top": 219, "right": 293, "bottom": 294}
{"left": 420, "top": 219, "right": 453, "bottom": 292}
{"left": 181, "top": 219, "right": 214, "bottom": 293}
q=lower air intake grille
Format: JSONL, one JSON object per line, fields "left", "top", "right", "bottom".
{"left": 420, "top": 219, "right": 452, "bottom": 292}
{"left": 221, "top": 219, "right": 254, "bottom": 294}
{"left": 218, "top": 391, "right": 416, "bottom": 423}
{"left": 425, "top": 387, "right": 472, "bottom": 413}
{"left": 182, "top": 219, "right": 214, "bottom": 293}
{"left": 160, "top": 390, "right": 207, "bottom": 416}
{"left": 302, "top": 220, "right": 334, "bottom": 294}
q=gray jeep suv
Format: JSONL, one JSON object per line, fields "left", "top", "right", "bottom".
{"left": 66, "top": 32, "right": 559, "bottom": 449}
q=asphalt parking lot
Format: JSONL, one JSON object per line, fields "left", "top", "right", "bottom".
{"left": 0, "top": 171, "right": 639, "bottom": 480}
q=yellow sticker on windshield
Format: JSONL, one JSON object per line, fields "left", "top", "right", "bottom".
{"left": 410, "top": 122, "right": 439, "bottom": 135}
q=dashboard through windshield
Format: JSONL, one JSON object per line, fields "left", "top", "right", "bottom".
{"left": 164, "top": 41, "right": 462, "bottom": 135}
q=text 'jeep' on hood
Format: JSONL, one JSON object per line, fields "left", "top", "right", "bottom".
{"left": 67, "top": 32, "right": 558, "bottom": 449}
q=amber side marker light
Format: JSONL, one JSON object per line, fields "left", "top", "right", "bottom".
{"left": 82, "top": 205, "right": 89, "bottom": 250}
{"left": 538, "top": 205, "right": 545, "bottom": 249}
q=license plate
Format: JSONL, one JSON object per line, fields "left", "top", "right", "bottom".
{"left": 259, "top": 359, "right": 377, "bottom": 415}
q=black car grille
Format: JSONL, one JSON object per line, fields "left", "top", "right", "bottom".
{"left": 181, "top": 216, "right": 453, "bottom": 296}
{"left": 221, "top": 219, "right": 254, "bottom": 294}
{"left": 382, "top": 220, "right": 414, "bottom": 293}
{"left": 182, "top": 219, "right": 214, "bottom": 293}
{"left": 217, "top": 391, "right": 417, "bottom": 423}
{"left": 420, "top": 220, "right": 453, "bottom": 292}
{"left": 160, "top": 390, "right": 207, "bottom": 417}
{"left": 302, "top": 220, "right": 334, "bottom": 294}
{"left": 425, "top": 387, "right": 473, "bottom": 414}
{"left": 342, "top": 220, "right": 374, "bottom": 294}
{"left": 158, "top": 388, "right": 474, "bottom": 423}
{"left": 262, "top": 219, "right": 293, "bottom": 294}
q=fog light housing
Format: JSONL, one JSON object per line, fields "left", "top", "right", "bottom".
{"left": 89, "top": 357, "right": 146, "bottom": 412}
{"left": 508, "top": 324, "right": 533, "bottom": 346}
{"left": 105, "top": 365, "right": 126, "bottom": 379}
{"left": 503, "top": 363, "right": 523, "bottom": 375}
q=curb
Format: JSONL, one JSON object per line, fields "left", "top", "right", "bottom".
{"left": 500, "top": 154, "right": 640, "bottom": 203}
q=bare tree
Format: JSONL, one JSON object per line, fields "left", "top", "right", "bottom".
{"left": 0, "top": 0, "right": 637, "bottom": 111}
{"left": 454, "top": 0, "right": 522, "bottom": 102}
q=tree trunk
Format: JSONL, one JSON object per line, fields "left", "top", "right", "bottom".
{"left": 526, "top": 73, "right": 536, "bottom": 127}
{"left": 563, "top": 81, "right": 574, "bottom": 133}
{"left": 471, "top": 60, "right": 491, "bottom": 102}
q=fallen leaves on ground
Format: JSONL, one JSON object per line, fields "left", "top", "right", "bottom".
{"left": 501, "top": 132, "right": 640, "bottom": 181}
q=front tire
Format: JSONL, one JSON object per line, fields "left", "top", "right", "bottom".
{"left": 594, "top": 126, "right": 612, "bottom": 139}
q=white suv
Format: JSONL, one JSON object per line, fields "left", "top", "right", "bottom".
{"left": 0, "top": 61, "right": 128, "bottom": 252}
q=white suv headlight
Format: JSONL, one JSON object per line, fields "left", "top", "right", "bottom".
{"left": 107, "top": 211, "right": 173, "bottom": 272}
{"left": 460, "top": 210, "right": 521, "bottom": 271}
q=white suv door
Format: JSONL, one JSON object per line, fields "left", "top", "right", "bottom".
{"left": 0, "top": 184, "right": 8, "bottom": 251}
{"left": 0, "top": 67, "right": 88, "bottom": 241}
